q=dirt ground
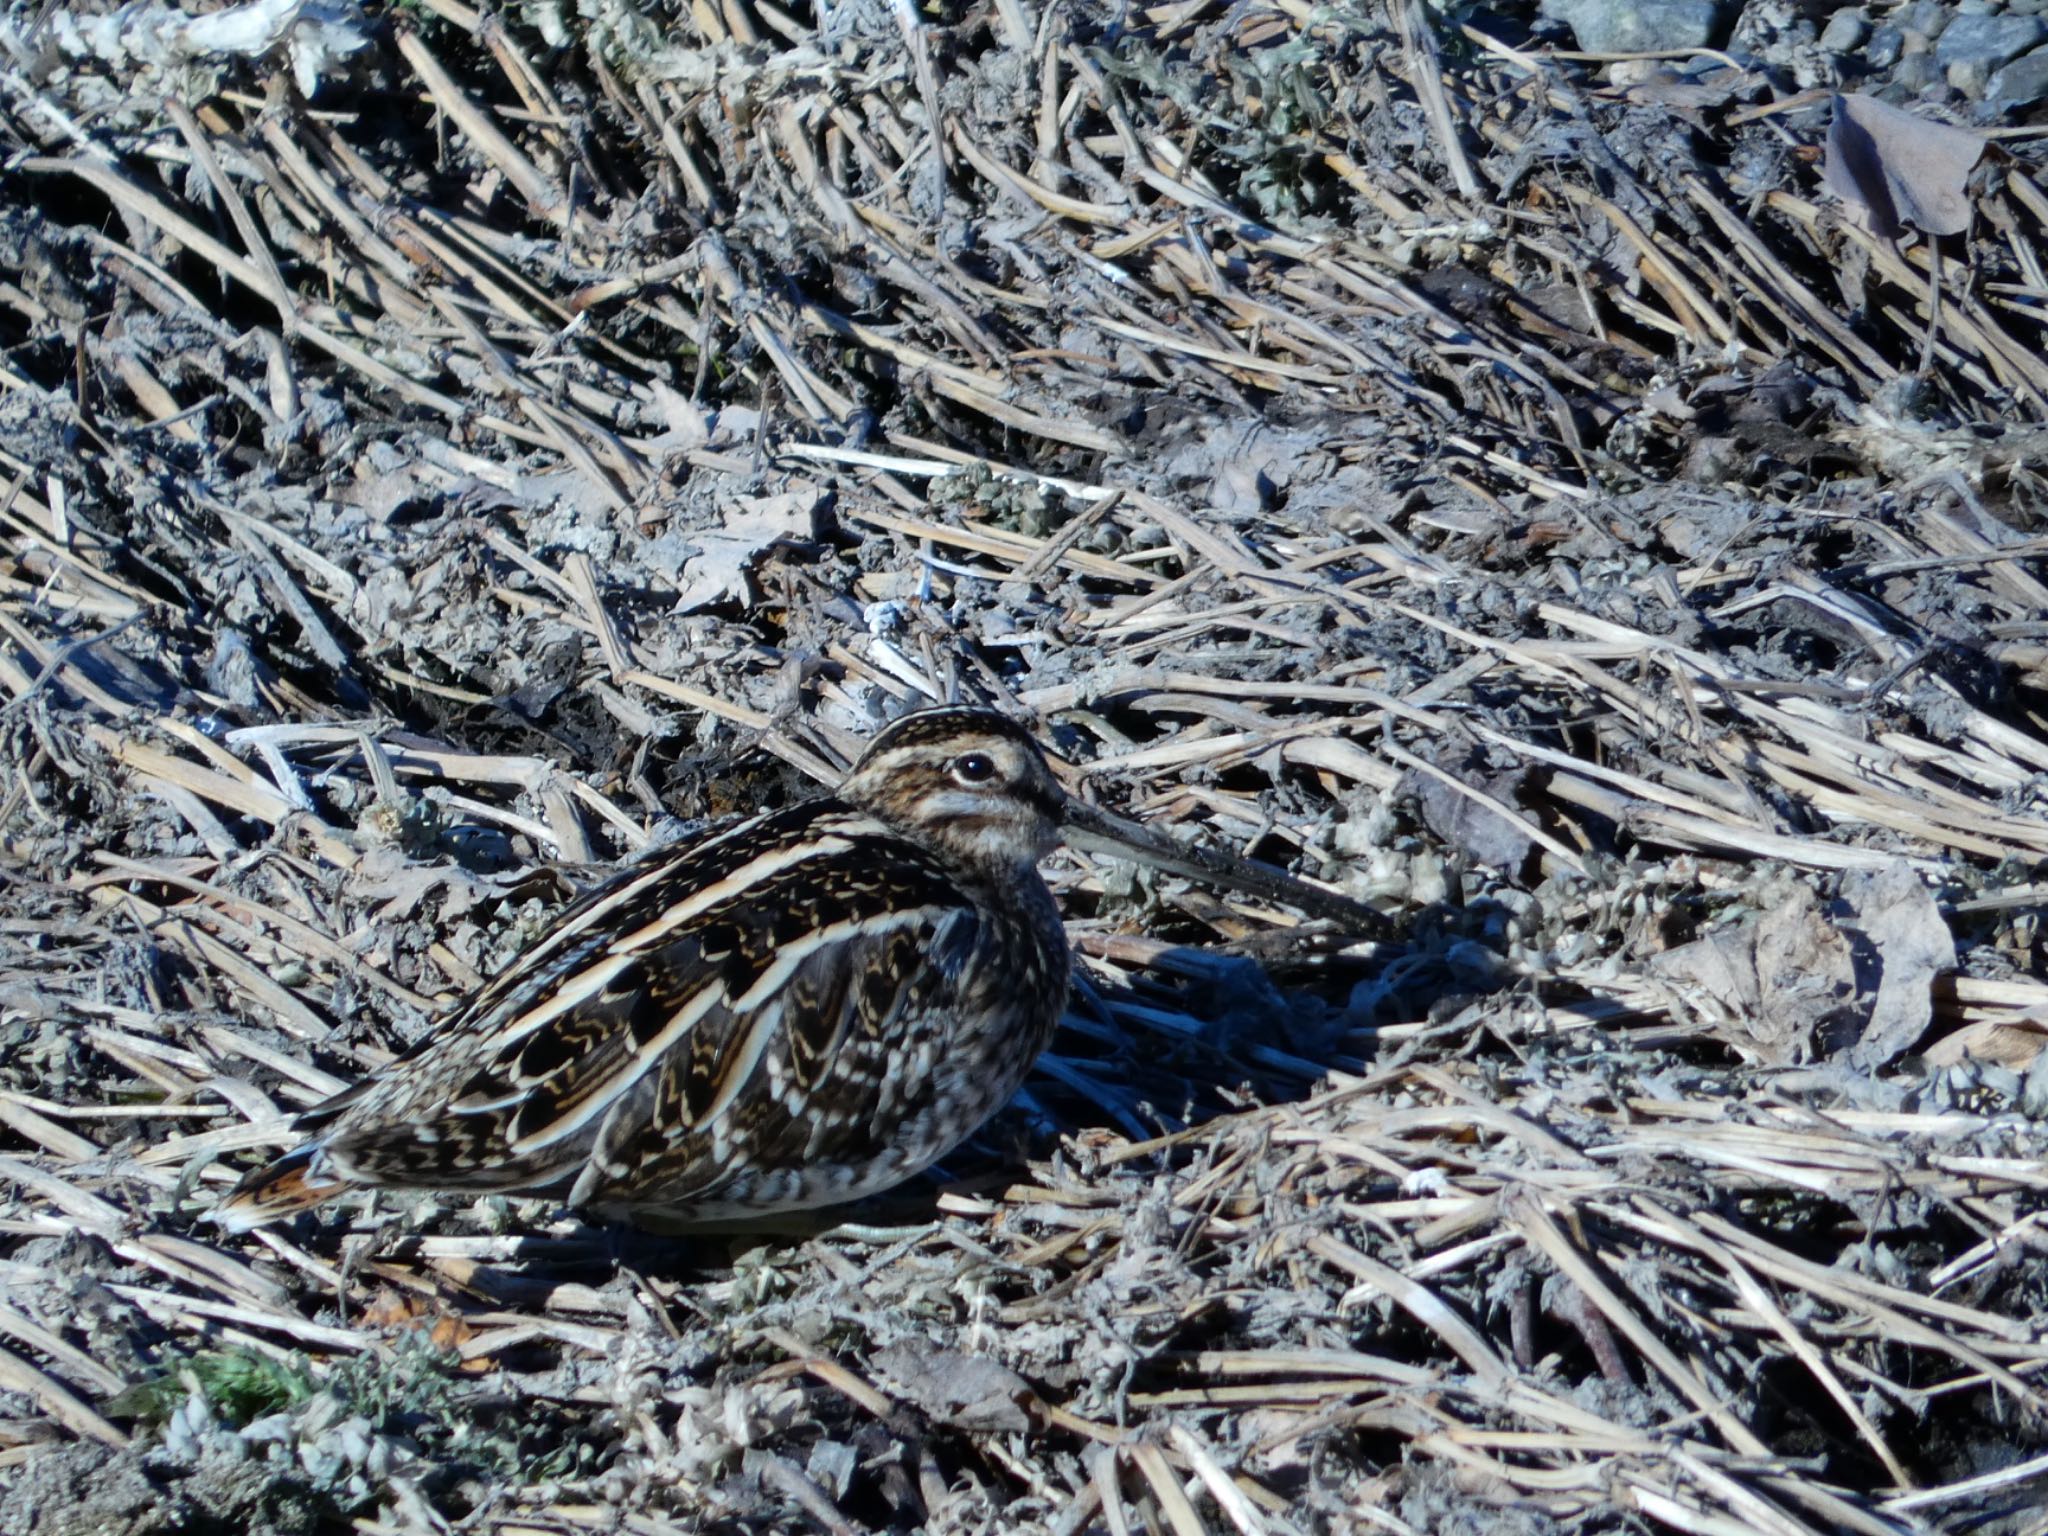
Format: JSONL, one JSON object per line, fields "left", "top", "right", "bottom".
{"left": 3, "top": 0, "right": 2048, "bottom": 1532}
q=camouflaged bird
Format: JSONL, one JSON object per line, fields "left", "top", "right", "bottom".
{"left": 216, "top": 705, "right": 1370, "bottom": 1233}
{"left": 216, "top": 708, "right": 1084, "bottom": 1231}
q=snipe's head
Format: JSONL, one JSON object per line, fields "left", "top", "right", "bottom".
{"left": 840, "top": 707, "right": 1067, "bottom": 870}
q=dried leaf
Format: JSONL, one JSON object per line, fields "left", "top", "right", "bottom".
{"left": 1823, "top": 93, "right": 1984, "bottom": 239}
{"left": 1922, "top": 1018, "right": 2048, "bottom": 1071}
{"left": 1402, "top": 765, "right": 1534, "bottom": 873}
{"left": 1650, "top": 883, "right": 1856, "bottom": 1064}
{"left": 871, "top": 1343, "right": 1034, "bottom": 1433}
{"left": 31, "top": 0, "right": 376, "bottom": 97}
{"left": 667, "top": 488, "right": 831, "bottom": 611}
{"left": 1840, "top": 861, "right": 1955, "bottom": 1068}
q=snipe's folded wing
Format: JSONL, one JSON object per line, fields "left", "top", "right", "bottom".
{"left": 317, "top": 803, "right": 979, "bottom": 1194}
{"left": 571, "top": 901, "right": 981, "bottom": 1209}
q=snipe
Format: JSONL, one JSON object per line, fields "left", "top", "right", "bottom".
{"left": 215, "top": 706, "right": 1359, "bottom": 1232}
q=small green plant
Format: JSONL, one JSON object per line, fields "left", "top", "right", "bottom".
{"left": 931, "top": 463, "right": 1076, "bottom": 538}
{"left": 110, "top": 1347, "right": 316, "bottom": 1427}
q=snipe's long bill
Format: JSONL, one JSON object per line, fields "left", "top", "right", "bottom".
{"left": 214, "top": 706, "right": 1368, "bottom": 1234}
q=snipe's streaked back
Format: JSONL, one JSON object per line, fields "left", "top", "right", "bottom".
{"left": 215, "top": 705, "right": 1368, "bottom": 1234}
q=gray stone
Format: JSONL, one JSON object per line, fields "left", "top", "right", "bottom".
{"left": 1893, "top": 51, "right": 1943, "bottom": 90}
{"left": 1821, "top": 7, "right": 1870, "bottom": 51}
{"left": 1934, "top": 12, "right": 2046, "bottom": 68}
{"left": 1541, "top": 0, "right": 1726, "bottom": 53}
{"left": 1987, "top": 42, "right": 2048, "bottom": 106}
{"left": 1866, "top": 22, "right": 1906, "bottom": 65}
{"left": 1940, "top": 12, "right": 2047, "bottom": 94}
{"left": 1948, "top": 57, "right": 1994, "bottom": 94}
{"left": 1902, "top": 0, "right": 1954, "bottom": 41}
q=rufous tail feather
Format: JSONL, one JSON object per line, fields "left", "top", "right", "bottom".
{"left": 211, "top": 1144, "right": 339, "bottom": 1234}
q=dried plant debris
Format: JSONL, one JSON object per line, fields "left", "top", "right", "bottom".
{"left": 1649, "top": 872, "right": 1860, "bottom": 1063}
{"left": 1823, "top": 92, "right": 1987, "bottom": 239}
{"left": 3, "top": 0, "right": 2048, "bottom": 1531}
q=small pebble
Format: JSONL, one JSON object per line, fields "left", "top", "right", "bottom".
{"left": 1894, "top": 52, "right": 1943, "bottom": 90}
{"left": 1540, "top": 0, "right": 1728, "bottom": 54}
{"left": 300, "top": 1440, "right": 345, "bottom": 1482}
{"left": 2023, "top": 1050, "right": 2048, "bottom": 1118}
{"left": 241, "top": 1413, "right": 294, "bottom": 1445}
{"left": 337, "top": 1417, "right": 373, "bottom": 1469}
{"left": 1948, "top": 59, "right": 1995, "bottom": 93}
{"left": 162, "top": 1416, "right": 197, "bottom": 1463}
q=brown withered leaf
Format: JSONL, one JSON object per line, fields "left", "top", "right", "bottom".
{"left": 1650, "top": 882, "right": 1856, "bottom": 1064}
{"left": 1402, "top": 764, "right": 1535, "bottom": 873}
{"left": 1840, "top": 861, "right": 1955, "bottom": 1069}
{"left": 1823, "top": 93, "right": 1984, "bottom": 238}
{"left": 672, "top": 487, "right": 832, "bottom": 611}
{"left": 358, "top": 1283, "right": 489, "bottom": 1369}
{"left": 1921, "top": 1018, "right": 2048, "bottom": 1071}
{"left": 871, "top": 1343, "right": 1034, "bottom": 1433}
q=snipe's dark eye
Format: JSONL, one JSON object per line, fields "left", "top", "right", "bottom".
{"left": 953, "top": 752, "right": 997, "bottom": 784}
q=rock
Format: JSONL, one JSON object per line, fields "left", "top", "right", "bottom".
{"left": 1821, "top": 7, "right": 1870, "bottom": 52}
{"left": 1540, "top": 0, "right": 1726, "bottom": 53}
{"left": 1893, "top": 52, "right": 1943, "bottom": 93}
{"left": 1901, "top": 0, "right": 1955, "bottom": 42}
{"left": 1934, "top": 13, "right": 2046, "bottom": 70}
{"left": 1865, "top": 22, "right": 1906, "bottom": 66}
{"left": 1986, "top": 42, "right": 2048, "bottom": 106}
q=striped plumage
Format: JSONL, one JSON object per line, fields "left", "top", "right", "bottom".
{"left": 216, "top": 708, "right": 1073, "bottom": 1232}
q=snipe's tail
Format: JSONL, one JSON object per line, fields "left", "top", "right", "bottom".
{"left": 211, "top": 1143, "right": 342, "bottom": 1234}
